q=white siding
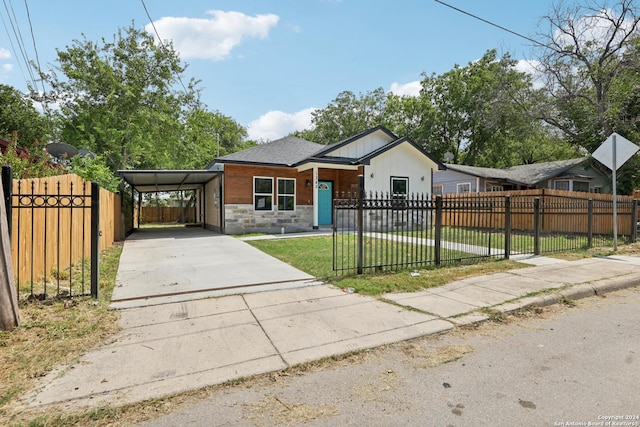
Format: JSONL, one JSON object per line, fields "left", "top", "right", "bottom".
{"left": 364, "top": 142, "right": 438, "bottom": 195}
{"left": 326, "top": 130, "right": 392, "bottom": 159}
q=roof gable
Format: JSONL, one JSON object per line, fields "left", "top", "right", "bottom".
{"left": 314, "top": 126, "right": 398, "bottom": 158}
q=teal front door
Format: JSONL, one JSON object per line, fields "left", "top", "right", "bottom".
{"left": 318, "top": 181, "right": 333, "bottom": 225}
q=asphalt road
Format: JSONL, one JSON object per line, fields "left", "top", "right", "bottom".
{"left": 137, "top": 287, "right": 640, "bottom": 427}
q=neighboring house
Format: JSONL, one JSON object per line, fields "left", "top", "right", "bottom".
{"left": 432, "top": 158, "right": 611, "bottom": 195}
{"left": 0, "top": 137, "right": 31, "bottom": 159}
{"left": 204, "top": 126, "right": 445, "bottom": 234}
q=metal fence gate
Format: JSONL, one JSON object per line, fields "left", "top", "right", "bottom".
{"left": 2, "top": 166, "right": 100, "bottom": 299}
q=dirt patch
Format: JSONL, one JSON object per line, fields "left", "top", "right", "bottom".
{"left": 352, "top": 369, "right": 403, "bottom": 402}
{"left": 401, "top": 343, "right": 475, "bottom": 368}
{"left": 243, "top": 394, "right": 337, "bottom": 426}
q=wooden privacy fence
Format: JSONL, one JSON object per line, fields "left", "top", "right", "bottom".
{"left": 140, "top": 206, "right": 196, "bottom": 223}
{"left": 441, "top": 189, "right": 636, "bottom": 235}
{"left": 3, "top": 169, "right": 121, "bottom": 298}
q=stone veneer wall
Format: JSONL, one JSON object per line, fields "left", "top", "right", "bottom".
{"left": 224, "top": 204, "right": 314, "bottom": 234}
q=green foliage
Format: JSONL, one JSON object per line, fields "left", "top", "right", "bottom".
{"left": 297, "top": 88, "right": 393, "bottom": 144}
{"left": 299, "top": 49, "right": 576, "bottom": 168}
{"left": 68, "top": 155, "right": 120, "bottom": 192}
{"left": 182, "top": 108, "right": 248, "bottom": 168}
{"left": 0, "top": 141, "right": 61, "bottom": 179}
{"left": 38, "top": 23, "right": 247, "bottom": 172}
{"left": 533, "top": 0, "right": 640, "bottom": 191}
{"left": 0, "top": 84, "right": 50, "bottom": 153}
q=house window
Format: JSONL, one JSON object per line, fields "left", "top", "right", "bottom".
{"left": 457, "top": 182, "right": 471, "bottom": 194}
{"left": 277, "top": 178, "right": 295, "bottom": 211}
{"left": 592, "top": 186, "right": 602, "bottom": 194}
{"left": 433, "top": 184, "right": 443, "bottom": 196}
{"left": 573, "top": 181, "right": 590, "bottom": 192}
{"left": 254, "top": 177, "right": 273, "bottom": 211}
{"left": 488, "top": 184, "right": 503, "bottom": 192}
{"left": 554, "top": 180, "right": 570, "bottom": 191}
{"left": 391, "top": 177, "right": 409, "bottom": 196}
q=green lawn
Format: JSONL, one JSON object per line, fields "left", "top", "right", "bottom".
{"left": 246, "top": 235, "right": 525, "bottom": 296}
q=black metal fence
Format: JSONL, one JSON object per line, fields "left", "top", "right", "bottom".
{"left": 2, "top": 166, "right": 100, "bottom": 299}
{"left": 333, "top": 185, "right": 637, "bottom": 275}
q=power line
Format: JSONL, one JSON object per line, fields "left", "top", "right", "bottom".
{"left": 140, "top": 0, "right": 188, "bottom": 93}
{"left": 2, "top": 0, "right": 39, "bottom": 89}
{"left": 23, "top": 0, "right": 47, "bottom": 97}
{"left": 434, "top": 0, "right": 546, "bottom": 48}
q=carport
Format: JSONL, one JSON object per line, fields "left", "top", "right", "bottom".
{"left": 118, "top": 169, "right": 222, "bottom": 231}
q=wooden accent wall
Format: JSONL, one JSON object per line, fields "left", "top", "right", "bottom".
{"left": 223, "top": 164, "right": 364, "bottom": 205}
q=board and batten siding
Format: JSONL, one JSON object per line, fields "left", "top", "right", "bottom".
{"left": 325, "top": 131, "right": 392, "bottom": 159}
{"left": 432, "top": 169, "right": 480, "bottom": 194}
{"left": 364, "top": 142, "right": 438, "bottom": 195}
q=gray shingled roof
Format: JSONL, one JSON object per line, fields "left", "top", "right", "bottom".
{"left": 215, "top": 136, "right": 325, "bottom": 166}
{"left": 446, "top": 158, "right": 589, "bottom": 186}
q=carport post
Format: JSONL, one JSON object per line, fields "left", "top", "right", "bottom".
{"left": 137, "top": 192, "right": 142, "bottom": 229}
{"left": 200, "top": 185, "right": 206, "bottom": 228}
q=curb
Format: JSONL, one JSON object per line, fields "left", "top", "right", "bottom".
{"left": 494, "top": 273, "right": 640, "bottom": 315}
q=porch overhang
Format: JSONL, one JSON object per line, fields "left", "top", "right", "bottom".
{"left": 296, "top": 162, "right": 360, "bottom": 172}
{"left": 118, "top": 169, "right": 221, "bottom": 193}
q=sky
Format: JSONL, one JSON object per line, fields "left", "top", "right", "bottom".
{"left": 0, "top": 0, "right": 560, "bottom": 142}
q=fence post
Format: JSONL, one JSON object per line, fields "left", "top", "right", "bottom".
{"left": 632, "top": 199, "right": 638, "bottom": 243}
{"left": 91, "top": 182, "right": 100, "bottom": 298}
{"left": 435, "top": 195, "right": 442, "bottom": 266}
{"left": 357, "top": 175, "right": 364, "bottom": 274}
{"left": 504, "top": 196, "right": 511, "bottom": 260}
{"left": 534, "top": 198, "right": 540, "bottom": 255}
{"left": 587, "top": 199, "right": 593, "bottom": 247}
{"left": 1, "top": 166, "right": 12, "bottom": 239}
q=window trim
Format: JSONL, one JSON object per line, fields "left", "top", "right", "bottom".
{"left": 457, "top": 182, "right": 471, "bottom": 194}
{"left": 572, "top": 180, "right": 590, "bottom": 193}
{"left": 277, "top": 177, "right": 296, "bottom": 211}
{"left": 554, "top": 179, "right": 590, "bottom": 192}
{"left": 432, "top": 184, "right": 444, "bottom": 196}
{"left": 253, "top": 176, "right": 273, "bottom": 211}
{"left": 391, "top": 176, "right": 409, "bottom": 197}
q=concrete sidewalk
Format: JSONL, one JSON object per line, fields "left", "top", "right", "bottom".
{"left": 21, "top": 254, "right": 640, "bottom": 411}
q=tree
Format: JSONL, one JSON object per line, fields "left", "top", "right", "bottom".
{"left": 0, "top": 84, "right": 50, "bottom": 152}
{"left": 182, "top": 108, "right": 248, "bottom": 169}
{"left": 68, "top": 154, "right": 121, "bottom": 192}
{"left": 37, "top": 23, "right": 202, "bottom": 172}
{"left": 420, "top": 49, "right": 574, "bottom": 167}
{"left": 533, "top": 0, "right": 640, "bottom": 192}
{"left": 298, "top": 88, "right": 391, "bottom": 144}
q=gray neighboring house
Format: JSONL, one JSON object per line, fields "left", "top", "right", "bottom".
{"left": 433, "top": 157, "right": 611, "bottom": 195}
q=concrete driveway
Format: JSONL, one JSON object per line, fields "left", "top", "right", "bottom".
{"left": 111, "top": 227, "right": 318, "bottom": 309}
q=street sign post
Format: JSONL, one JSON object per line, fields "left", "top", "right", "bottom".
{"left": 592, "top": 133, "right": 639, "bottom": 250}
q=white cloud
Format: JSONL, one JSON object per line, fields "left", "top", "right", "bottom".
{"left": 515, "top": 59, "right": 545, "bottom": 89}
{"left": 553, "top": 7, "right": 634, "bottom": 50}
{"left": 247, "top": 108, "right": 316, "bottom": 141}
{"left": 1, "top": 63, "right": 13, "bottom": 73}
{"left": 0, "top": 47, "right": 11, "bottom": 59}
{"left": 146, "top": 10, "right": 279, "bottom": 61}
{"left": 389, "top": 80, "right": 421, "bottom": 97}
